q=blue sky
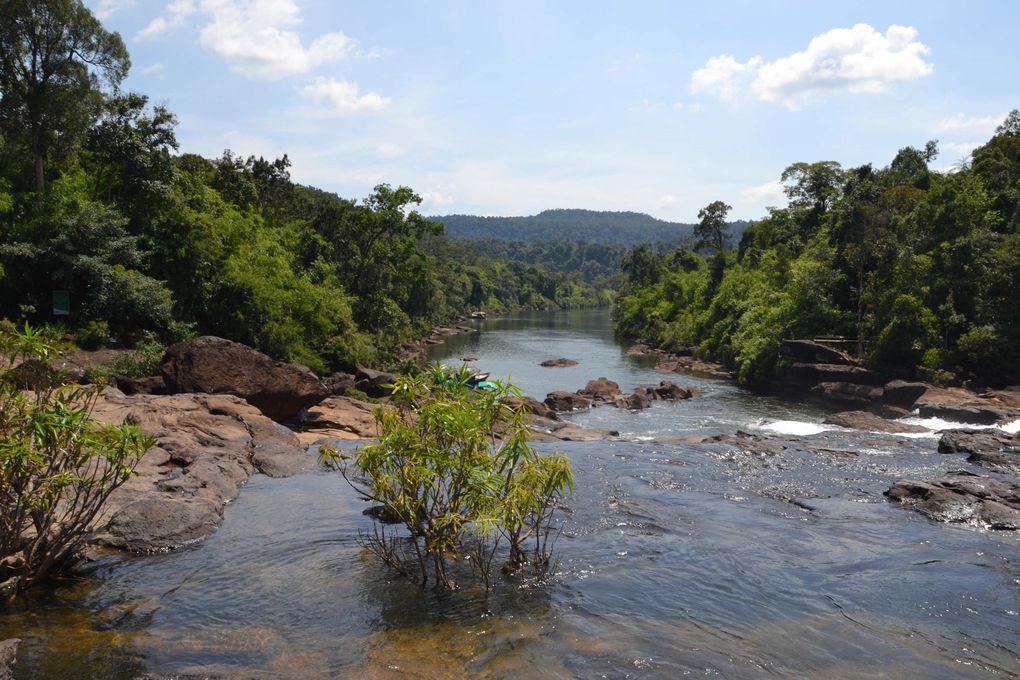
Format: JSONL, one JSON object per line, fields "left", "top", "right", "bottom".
{"left": 87, "top": 1, "right": 1018, "bottom": 221}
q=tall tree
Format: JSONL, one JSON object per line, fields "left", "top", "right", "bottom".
{"left": 0, "top": 0, "right": 129, "bottom": 192}
{"left": 695, "top": 200, "right": 732, "bottom": 253}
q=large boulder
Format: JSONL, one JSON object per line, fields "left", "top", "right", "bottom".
{"left": 938, "top": 429, "right": 1020, "bottom": 473}
{"left": 780, "top": 339, "right": 855, "bottom": 366}
{"left": 354, "top": 367, "right": 396, "bottom": 398}
{"left": 882, "top": 380, "right": 929, "bottom": 408}
{"left": 544, "top": 391, "right": 592, "bottom": 412}
{"left": 506, "top": 395, "right": 559, "bottom": 420}
{"left": 579, "top": 377, "right": 622, "bottom": 404}
{"left": 160, "top": 336, "right": 327, "bottom": 421}
{"left": 651, "top": 380, "right": 697, "bottom": 401}
{"left": 810, "top": 381, "right": 883, "bottom": 406}
{"left": 917, "top": 403, "right": 1013, "bottom": 426}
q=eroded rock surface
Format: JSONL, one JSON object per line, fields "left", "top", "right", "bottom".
{"left": 823, "top": 411, "right": 929, "bottom": 434}
{"left": 886, "top": 473, "right": 1020, "bottom": 530}
{"left": 90, "top": 389, "right": 312, "bottom": 552}
{"left": 539, "top": 358, "right": 578, "bottom": 367}
{"left": 160, "top": 336, "right": 327, "bottom": 421}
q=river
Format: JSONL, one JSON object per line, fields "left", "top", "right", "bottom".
{"left": 3, "top": 310, "right": 1018, "bottom": 678}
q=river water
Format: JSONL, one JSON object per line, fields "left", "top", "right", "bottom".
{"left": 3, "top": 311, "right": 1019, "bottom": 678}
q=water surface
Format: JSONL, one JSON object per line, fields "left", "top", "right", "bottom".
{"left": 3, "top": 310, "right": 1018, "bottom": 678}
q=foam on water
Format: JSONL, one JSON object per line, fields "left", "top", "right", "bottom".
{"left": 755, "top": 419, "right": 833, "bottom": 436}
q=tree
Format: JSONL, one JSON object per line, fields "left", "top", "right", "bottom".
{"left": 0, "top": 325, "right": 149, "bottom": 595}
{"left": 695, "top": 200, "right": 732, "bottom": 253}
{"left": 321, "top": 365, "right": 573, "bottom": 590}
{"left": 0, "top": 0, "right": 129, "bottom": 192}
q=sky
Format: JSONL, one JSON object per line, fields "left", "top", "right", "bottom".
{"left": 86, "top": 0, "right": 1019, "bottom": 221}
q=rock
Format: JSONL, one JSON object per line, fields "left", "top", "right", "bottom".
{"left": 882, "top": 380, "right": 929, "bottom": 408}
{"left": 886, "top": 473, "right": 1020, "bottom": 530}
{"left": 115, "top": 375, "right": 167, "bottom": 395}
{"left": 0, "top": 639, "right": 19, "bottom": 680}
{"left": 782, "top": 362, "right": 886, "bottom": 387}
{"left": 938, "top": 429, "right": 1020, "bottom": 473}
{"left": 810, "top": 381, "right": 883, "bottom": 406}
{"left": 544, "top": 391, "right": 592, "bottom": 412}
{"left": 780, "top": 339, "right": 855, "bottom": 366}
{"left": 917, "top": 403, "right": 1013, "bottom": 426}
{"left": 823, "top": 410, "right": 929, "bottom": 434}
{"left": 652, "top": 380, "right": 696, "bottom": 401}
{"left": 915, "top": 386, "right": 1020, "bottom": 425}
{"left": 506, "top": 395, "right": 559, "bottom": 420}
{"left": 88, "top": 390, "right": 310, "bottom": 553}
{"left": 4, "top": 359, "right": 54, "bottom": 389}
{"left": 578, "top": 377, "right": 622, "bottom": 404}
{"left": 615, "top": 392, "right": 652, "bottom": 410}
{"left": 539, "top": 358, "right": 578, "bottom": 367}
{"left": 295, "top": 395, "right": 382, "bottom": 445}
{"left": 656, "top": 356, "right": 732, "bottom": 378}
{"left": 160, "top": 336, "right": 327, "bottom": 421}
{"left": 354, "top": 367, "right": 396, "bottom": 399}
{"left": 322, "top": 371, "right": 356, "bottom": 395}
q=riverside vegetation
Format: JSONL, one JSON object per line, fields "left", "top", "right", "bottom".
{"left": 321, "top": 365, "right": 573, "bottom": 591}
{"left": 615, "top": 116, "right": 1020, "bottom": 388}
{"left": 0, "top": 1, "right": 610, "bottom": 377}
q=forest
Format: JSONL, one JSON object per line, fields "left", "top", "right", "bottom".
{"left": 615, "top": 118, "right": 1020, "bottom": 387}
{"left": 0, "top": 2, "right": 610, "bottom": 374}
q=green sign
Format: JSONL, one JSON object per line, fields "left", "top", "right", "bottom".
{"left": 52, "top": 290, "right": 70, "bottom": 316}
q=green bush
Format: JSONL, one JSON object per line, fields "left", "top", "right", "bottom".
{"left": 77, "top": 319, "right": 110, "bottom": 351}
{"left": 321, "top": 365, "right": 573, "bottom": 590}
{"left": 0, "top": 325, "right": 151, "bottom": 595}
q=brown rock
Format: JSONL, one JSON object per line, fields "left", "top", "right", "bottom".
{"left": 116, "top": 375, "right": 167, "bottom": 395}
{"left": 615, "top": 392, "right": 652, "bottom": 410}
{"left": 579, "top": 377, "right": 622, "bottom": 403}
{"left": 539, "top": 358, "right": 578, "bottom": 367}
{"left": 160, "top": 336, "right": 327, "bottom": 420}
{"left": 544, "top": 391, "right": 593, "bottom": 412}
{"left": 295, "top": 395, "right": 383, "bottom": 445}
{"left": 783, "top": 362, "right": 886, "bottom": 387}
{"left": 810, "top": 381, "right": 883, "bottom": 405}
{"left": 322, "top": 371, "right": 356, "bottom": 394}
{"left": 823, "top": 411, "right": 929, "bottom": 434}
{"left": 89, "top": 389, "right": 311, "bottom": 552}
{"left": 652, "top": 380, "right": 695, "bottom": 401}
{"left": 882, "top": 380, "right": 929, "bottom": 408}
{"left": 506, "top": 395, "right": 559, "bottom": 420}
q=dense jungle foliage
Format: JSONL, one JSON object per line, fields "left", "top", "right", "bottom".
{"left": 615, "top": 116, "right": 1020, "bottom": 387}
{"left": 436, "top": 208, "right": 750, "bottom": 247}
{"left": 0, "top": 1, "right": 607, "bottom": 374}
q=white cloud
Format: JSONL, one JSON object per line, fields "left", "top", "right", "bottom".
{"left": 741, "top": 179, "right": 785, "bottom": 204}
{"left": 691, "top": 24, "right": 932, "bottom": 109}
{"left": 136, "top": 0, "right": 196, "bottom": 41}
{"left": 197, "top": 0, "right": 354, "bottom": 79}
{"left": 936, "top": 112, "right": 1004, "bottom": 135}
{"left": 95, "top": 0, "right": 134, "bottom": 20}
{"left": 376, "top": 143, "right": 405, "bottom": 159}
{"left": 420, "top": 192, "right": 455, "bottom": 211}
{"left": 300, "top": 77, "right": 390, "bottom": 113}
{"left": 655, "top": 194, "right": 679, "bottom": 209}
{"left": 942, "top": 141, "right": 982, "bottom": 159}
{"left": 140, "top": 63, "right": 165, "bottom": 75}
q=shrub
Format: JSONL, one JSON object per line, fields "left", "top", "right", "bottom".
{"left": 77, "top": 320, "right": 110, "bottom": 351}
{"left": 0, "top": 325, "right": 151, "bottom": 596}
{"left": 321, "top": 364, "right": 573, "bottom": 590}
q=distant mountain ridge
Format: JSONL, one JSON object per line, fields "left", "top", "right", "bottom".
{"left": 431, "top": 209, "right": 747, "bottom": 246}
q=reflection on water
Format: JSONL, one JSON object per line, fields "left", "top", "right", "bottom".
{"left": 3, "top": 311, "right": 1019, "bottom": 678}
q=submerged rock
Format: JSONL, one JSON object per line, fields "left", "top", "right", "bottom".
{"left": 886, "top": 473, "right": 1020, "bottom": 530}
{"left": 539, "top": 358, "right": 578, "bottom": 367}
